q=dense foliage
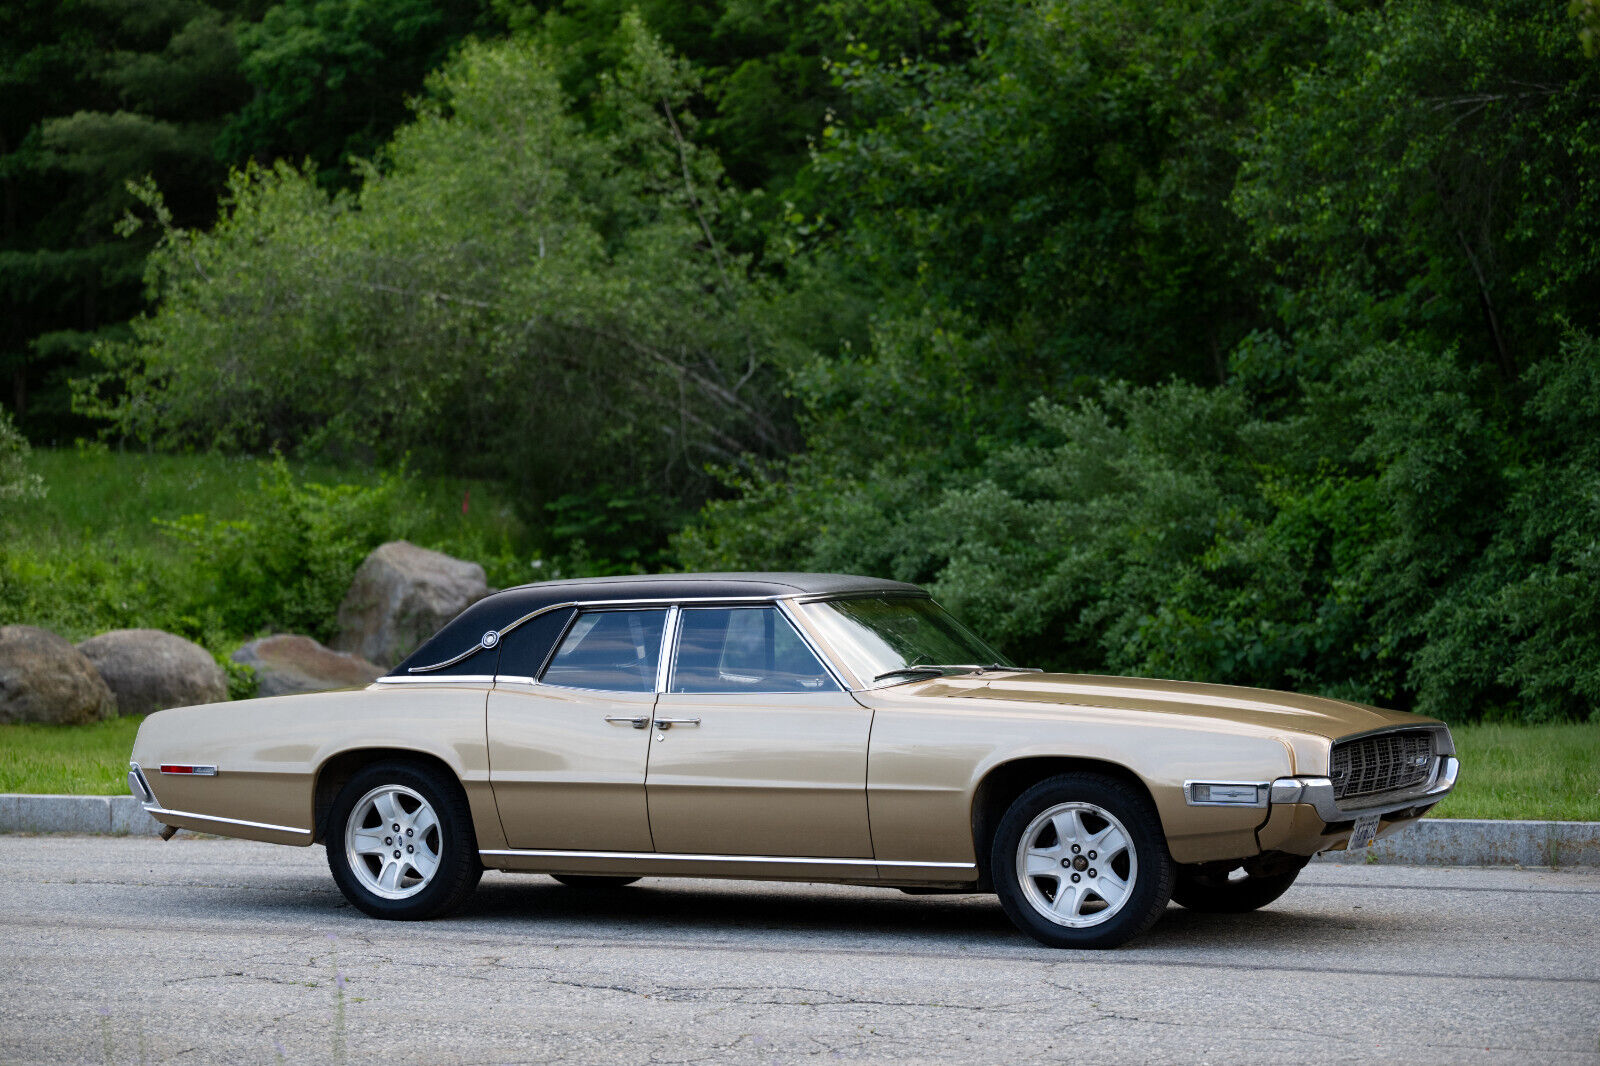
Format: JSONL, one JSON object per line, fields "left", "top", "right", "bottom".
{"left": 87, "top": 24, "right": 791, "bottom": 555}
{"left": 5, "top": 0, "right": 1597, "bottom": 720}
{"left": 677, "top": 0, "right": 1600, "bottom": 723}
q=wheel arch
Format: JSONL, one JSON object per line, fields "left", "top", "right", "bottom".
{"left": 970, "top": 756, "right": 1159, "bottom": 891}
{"left": 312, "top": 747, "right": 464, "bottom": 844}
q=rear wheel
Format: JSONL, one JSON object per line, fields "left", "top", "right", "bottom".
{"left": 551, "top": 875, "right": 641, "bottom": 889}
{"left": 1171, "top": 861, "right": 1305, "bottom": 913}
{"left": 991, "top": 773, "right": 1173, "bottom": 949}
{"left": 326, "top": 761, "right": 481, "bottom": 920}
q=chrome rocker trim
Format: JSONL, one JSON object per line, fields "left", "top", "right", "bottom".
{"left": 1270, "top": 755, "right": 1459, "bottom": 822}
{"left": 479, "top": 848, "right": 976, "bottom": 874}
{"left": 141, "top": 804, "right": 312, "bottom": 837}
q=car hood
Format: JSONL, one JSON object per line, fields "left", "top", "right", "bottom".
{"left": 909, "top": 671, "right": 1431, "bottom": 742}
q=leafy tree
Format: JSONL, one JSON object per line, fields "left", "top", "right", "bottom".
{"left": 526, "top": 0, "right": 971, "bottom": 193}
{"left": 681, "top": 0, "right": 1600, "bottom": 723}
{"left": 90, "top": 22, "right": 790, "bottom": 547}
{"left": 0, "top": 0, "right": 255, "bottom": 440}
{"left": 217, "top": 0, "right": 497, "bottom": 186}
{"left": 1233, "top": 0, "right": 1600, "bottom": 378}
{"left": 0, "top": 408, "right": 44, "bottom": 510}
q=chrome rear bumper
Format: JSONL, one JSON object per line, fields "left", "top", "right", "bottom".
{"left": 127, "top": 762, "right": 155, "bottom": 804}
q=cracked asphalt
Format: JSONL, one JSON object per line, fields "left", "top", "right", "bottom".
{"left": 0, "top": 836, "right": 1595, "bottom": 1065}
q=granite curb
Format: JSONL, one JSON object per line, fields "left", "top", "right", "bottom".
{"left": 0, "top": 795, "right": 1596, "bottom": 867}
{"left": 1311, "top": 817, "right": 1600, "bottom": 868}
{"left": 0, "top": 794, "right": 165, "bottom": 836}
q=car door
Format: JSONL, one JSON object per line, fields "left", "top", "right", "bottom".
{"left": 488, "top": 607, "right": 665, "bottom": 851}
{"left": 645, "top": 605, "right": 875, "bottom": 858}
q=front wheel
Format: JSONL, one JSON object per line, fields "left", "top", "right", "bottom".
{"left": 991, "top": 773, "right": 1173, "bottom": 949}
{"left": 1171, "top": 861, "right": 1305, "bottom": 913}
{"left": 327, "top": 761, "right": 481, "bottom": 920}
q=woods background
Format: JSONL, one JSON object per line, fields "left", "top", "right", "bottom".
{"left": 3, "top": 0, "right": 1598, "bottom": 724}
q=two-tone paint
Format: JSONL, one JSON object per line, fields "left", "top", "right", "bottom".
{"left": 129, "top": 574, "right": 1458, "bottom": 885}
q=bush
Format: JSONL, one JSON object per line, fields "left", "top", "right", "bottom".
{"left": 157, "top": 457, "right": 411, "bottom": 642}
{"left": 680, "top": 332, "right": 1600, "bottom": 724}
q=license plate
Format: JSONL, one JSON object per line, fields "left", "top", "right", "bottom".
{"left": 1349, "top": 812, "right": 1381, "bottom": 850}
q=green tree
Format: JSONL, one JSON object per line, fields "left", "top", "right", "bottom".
{"left": 217, "top": 0, "right": 497, "bottom": 187}
{"left": 91, "top": 22, "right": 789, "bottom": 548}
{"left": 1233, "top": 0, "right": 1600, "bottom": 378}
{"left": 681, "top": 0, "right": 1600, "bottom": 723}
{"left": 0, "top": 0, "right": 255, "bottom": 440}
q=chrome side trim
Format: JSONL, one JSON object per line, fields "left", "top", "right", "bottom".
{"left": 141, "top": 805, "right": 311, "bottom": 837}
{"left": 478, "top": 848, "right": 975, "bottom": 872}
{"left": 1271, "top": 756, "right": 1459, "bottom": 822}
{"left": 404, "top": 641, "right": 488, "bottom": 674}
{"left": 374, "top": 674, "right": 497, "bottom": 685}
{"left": 773, "top": 599, "right": 852, "bottom": 692}
{"left": 407, "top": 600, "right": 578, "bottom": 673}
{"left": 406, "top": 593, "right": 828, "bottom": 680}
{"left": 656, "top": 605, "right": 681, "bottom": 693}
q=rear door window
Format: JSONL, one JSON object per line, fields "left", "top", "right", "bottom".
{"left": 540, "top": 609, "right": 667, "bottom": 692}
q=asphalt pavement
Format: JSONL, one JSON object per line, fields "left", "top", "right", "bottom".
{"left": 1, "top": 836, "right": 1595, "bottom": 1065}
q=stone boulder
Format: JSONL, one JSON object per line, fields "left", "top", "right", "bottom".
{"left": 77, "top": 629, "right": 228, "bottom": 716}
{"left": 232, "top": 634, "right": 385, "bottom": 697}
{"left": 333, "top": 541, "right": 488, "bottom": 668}
{"left": 0, "top": 625, "right": 117, "bottom": 724}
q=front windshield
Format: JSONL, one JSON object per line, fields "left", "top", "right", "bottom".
{"left": 798, "top": 596, "right": 1012, "bottom": 685}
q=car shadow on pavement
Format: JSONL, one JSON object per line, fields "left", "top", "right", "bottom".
{"left": 447, "top": 876, "right": 1402, "bottom": 954}
{"left": 138, "top": 865, "right": 1410, "bottom": 954}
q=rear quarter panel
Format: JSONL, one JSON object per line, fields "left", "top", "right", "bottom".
{"left": 131, "top": 683, "right": 495, "bottom": 847}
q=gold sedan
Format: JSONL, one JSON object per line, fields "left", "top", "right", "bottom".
{"left": 130, "top": 573, "right": 1458, "bottom": 948}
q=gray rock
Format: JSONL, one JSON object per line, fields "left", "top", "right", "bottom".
{"left": 333, "top": 541, "right": 488, "bottom": 668}
{"left": 0, "top": 626, "right": 116, "bottom": 724}
{"left": 231, "top": 634, "right": 384, "bottom": 696}
{"left": 76, "top": 629, "right": 227, "bottom": 716}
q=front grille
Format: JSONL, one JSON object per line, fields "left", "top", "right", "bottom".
{"left": 1330, "top": 730, "right": 1434, "bottom": 800}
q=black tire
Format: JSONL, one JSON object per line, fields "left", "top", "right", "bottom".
{"left": 551, "top": 875, "right": 641, "bottom": 889}
{"left": 990, "top": 773, "right": 1173, "bottom": 949}
{"left": 326, "top": 761, "right": 482, "bottom": 920}
{"left": 1171, "top": 863, "right": 1304, "bottom": 913}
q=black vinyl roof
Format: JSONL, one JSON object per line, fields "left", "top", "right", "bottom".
{"left": 393, "top": 572, "right": 923, "bottom": 675}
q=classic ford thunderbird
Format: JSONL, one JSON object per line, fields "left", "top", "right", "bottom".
{"left": 129, "top": 573, "right": 1458, "bottom": 948}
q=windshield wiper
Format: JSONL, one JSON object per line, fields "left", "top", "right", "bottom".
{"left": 873, "top": 666, "right": 948, "bottom": 683}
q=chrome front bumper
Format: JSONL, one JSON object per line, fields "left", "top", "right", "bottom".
{"left": 1270, "top": 756, "right": 1459, "bottom": 823}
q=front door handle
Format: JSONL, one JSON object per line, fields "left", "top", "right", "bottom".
{"left": 604, "top": 714, "right": 650, "bottom": 729}
{"left": 653, "top": 717, "right": 702, "bottom": 729}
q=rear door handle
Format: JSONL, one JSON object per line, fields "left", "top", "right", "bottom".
{"left": 604, "top": 714, "right": 650, "bottom": 729}
{"left": 653, "top": 717, "right": 701, "bottom": 729}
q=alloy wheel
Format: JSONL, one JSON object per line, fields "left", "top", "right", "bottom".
{"left": 1014, "top": 801, "right": 1138, "bottom": 928}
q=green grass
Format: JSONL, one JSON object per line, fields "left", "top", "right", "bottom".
{"left": 2, "top": 715, "right": 1594, "bottom": 818}
{"left": 0, "top": 716, "right": 144, "bottom": 795}
{"left": 1433, "top": 721, "right": 1600, "bottom": 822}
{"left": 3, "top": 447, "right": 533, "bottom": 644}
{"left": 23, "top": 446, "right": 528, "bottom": 564}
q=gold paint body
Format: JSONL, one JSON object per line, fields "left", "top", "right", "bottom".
{"left": 130, "top": 605, "right": 1452, "bottom": 884}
